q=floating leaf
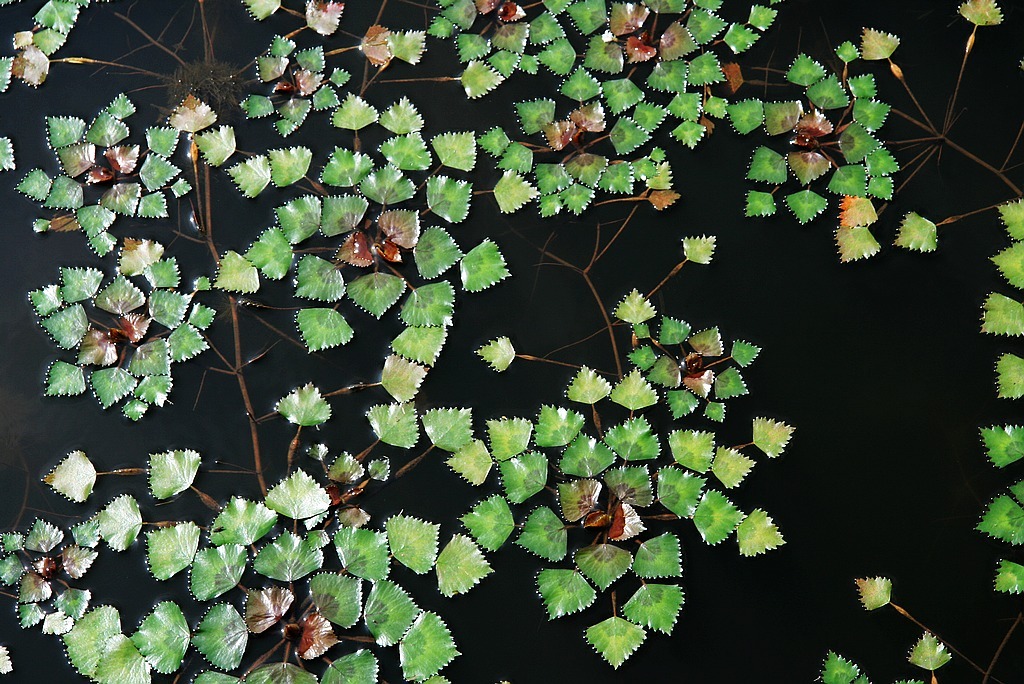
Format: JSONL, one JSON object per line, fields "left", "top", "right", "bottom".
{"left": 348, "top": 272, "right": 407, "bottom": 319}
{"left": 995, "top": 560, "right": 1024, "bottom": 594}
{"left": 981, "top": 425, "right": 1024, "bottom": 467}
{"left": 399, "top": 612, "right": 458, "bottom": 681}
{"left": 461, "top": 60, "right": 503, "bottom": 98}
{"left": 387, "top": 515, "right": 439, "bottom": 574}
{"left": 537, "top": 569, "right": 596, "bottom": 618}
{"left": 149, "top": 449, "right": 201, "bottom": 499}
{"left": 311, "top": 573, "right": 362, "bottom": 628}
{"left": 487, "top": 417, "right": 533, "bottom": 461}
{"left": 436, "top": 534, "right": 492, "bottom": 596}
{"left": 190, "top": 544, "right": 247, "bottom": 601}
{"left": 254, "top": 531, "right": 324, "bottom": 581}
{"left": 446, "top": 439, "right": 493, "bottom": 486}
{"left": 98, "top": 494, "right": 142, "bottom": 550}
{"left": 144, "top": 523, "right": 200, "bottom": 584}
{"left": 996, "top": 354, "right": 1024, "bottom": 398}
{"left": 622, "top": 583, "right": 684, "bottom": 634}
{"left": 277, "top": 383, "right": 331, "bottom": 426}
{"left": 44, "top": 450, "right": 96, "bottom": 502}
{"left": 266, "top": 469, "right": 331, "bottom": 520}
{"left": 908, "top": 633, "right": 951, "bottom": 671}
{"left": 586, "top": 616, "right": 645, "bottom": 669}
{"left": 499, "top": 451, "right": 548, "bottom": 503}
{"left": 692, "top": 490, "right": 743, "bottom": 544}
{"left": 334, "top": 526, "right": 389, "bottom": 581}
{"left": 423, "top": 408, "right": 474, "bottom": 453}
{"left": 461, "top": 239, "right": 510, "bottom": 292}
{"left": 210, "top": 497, "right": 277, "bottom": 546}
{"left": 193, "top": 603, "right": 247, "bottom": 670}
{"left": 364, "top": 580, "right": 420, "bottom": 646}
{"left": 855, "top": 576, "right": 892, "bottom": 610}
{"left": 860, "top": 28, "right": 900, "bottom": 60}
{"left": 736, "top": 509, "right": 784, "bottom": 556}
{"left": 367, "top": 402, "right": 419, "bottom": 448}
{"left": 576, "top": 543, "right": 631, "bottom": 590}
{"left": 427, "top": 176, "right": 472, "bottom": 223}
{"left": 567, "top": 366, "right": 612, "bottom": 404}
{"left": 633, "top": 533, "right": 682, "bottom": 578}
{"left": 298, "top": 308, "right": 354, "bottom": 352}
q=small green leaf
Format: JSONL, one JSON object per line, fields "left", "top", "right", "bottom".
{"left": 461, "top": 239, "right": 510, "bottom": 291}
{"left": 995, "top": 559, "right": 1024, "bottom": 594}
{"left": 192, "top": 603, "right": 247, "bottom": 670}
{"left": 622, "top": 583, "right": 684, "bottom": 634}
{"left": 500, "top": 451, "right": 548, "bottom": 503}
{"left": 446, "top": 439, "right": 492, "bottom": 486}
{"left": 98, "top": 494, "right": 143, "bottom": 551}
{"left": 633, "top": 533, "right": 682, "bottom": 578}
{"left": 567, "top": 366, "right": 612, "bottom": 404}
{"left": 149, "top": 449, "right": 201, "bottom": 499}
{"left": 190, "top": 544, "right": 247, "bottom": 601}
{"left": 348, "top": 272, "right": 407, "bottom": 318}
{"left": 367, "top": 402, "right": 419, "bottom": 448}
{"left": 297, "top": 308, "right": 354, "bottom": 352}
{"left": 334, "top": 527, "right": 389, "bottom": 581}
{"left": 477, "top": 336, "right": 516, "bottom": 371}
{"left": 423, "top": 408, "right": 473, "bottom": 452}
{"left": 253, "top": 531, "right": 323, "bottom": 581}
{"left": 576, "top": 543, "right": 631, "bottom": 590}
{"left": 692, "top": 490, "right": 743, "bottom": 544}
{"left": 493, "top": 170, "right": 538, "bottom": 213}
{"left": 861, "top": 28, "right": 900, "bottom": 60}
{"left": 855, "top": 576, "right": 892, "bottom": 610}
{"left": 908, "top": 633, "right": 952, "bottom": 671}
{"left": 210, "top": 497, "right": 277, "bottom": 546}
{"left": 517, "top": 506, "right": 567, "bottom": 561}
{"left": 736, "top": 509, "right": 784, "bottom": 555}
{"left": 364, "top": 579, "right": 420, "bottom": 646}
{"left": 996, "top": 354, "right": 1024, "bottom": 398}
{"left": 981, "top": 425, "right": 1024, "bottom": 467}
{"left": 461, "top": 60, "right": 503, "bottom": 98}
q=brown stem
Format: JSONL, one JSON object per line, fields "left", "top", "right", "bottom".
{"left": 395, "top": 445, "right": 434, "bottom": 479}
{"left": 114, "top": 12, "right": 187, "bottom": 66}
{"left": 983, "top": 612, "right": 1023, "bottom": 684}
{"left": 890, "top": 603, "right": 989, "bottom": 676}
{"left": 646, "top": 260, "right": 688, "bottom": 300}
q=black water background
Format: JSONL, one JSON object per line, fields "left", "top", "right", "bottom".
{"left": 0, "top": 0, "right": 1022, "bottom": 681}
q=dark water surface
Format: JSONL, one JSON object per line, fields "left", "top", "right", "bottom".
{"left": 0, "top": 0, "right": 1022, "bottom": 682}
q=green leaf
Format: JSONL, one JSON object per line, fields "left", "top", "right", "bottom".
{"left": 853, "top": 99, "right": 890, "bottom": 131}
{"left": 562, "top": 68, "right": 601, "bottom": 101}
{"left": 130, "top": 601, "right": 189, "bottom": 674}
{"left": 364, "top": 580, "right": 420, "bottom": 646}
{"left": 387, "top": 515, "right": 439, "bottom": 574}
{"left": 149, "top": 449, "right": 201, "bottom": 499}
{"left": 323, "top": 650, "right": 378, "bottom": 684}
{"left": 855, "top": 576, "right": 892, "bottom": 610}
{"left": 807, "top": 76, "right": 849, "bottom": 109}
{"left": 909, "top": 633, "right": 952, "bottom": 671}
{"left": 981, "top": 425, "right": 1024, "bottom": 467}
{"left": 399, "top": 612, "right": 459, "bottom": 681}
{"left": 227, "top": 155, "right": 271, "bottom": 198}
{"left": 786, "top": 54, "right": 825, "bottom": 85}
{"left": 247, "top": 664, "right": 316, "bottom": 684}
{"left": 193, "top": 603, "right": 247, "bottom": 670}
{"left": 382, "top": 133, "right": 432, "bottom": 171}
{"left": 477, "top": 336, "right": 516, "bottom": 372}
{"left": 561, "top": 435, "right": 616, "bottom": 477}
{"left": 381, "top": 354, "right": 428, "bottom": 402}
{"left": 692, "top": 490, "right": 743, "bottom": 544}
{"left": 633, "top": 533, "right": 682, "bottom": 578}
{"left": 567, "top": 366, "right": 612, "bottom": 404}
{"left": 277, "top": 383, "right": 331, "bottom": 426}
{"left": 211, "top": 497, "right": 277, "bottom": 546}
{"left": 493, "top": 170, "right": 538, "bottom": 213}
{"left": 736, "top": 509, "right": 784, "bottom": 555}
{"left": 537, "top": 569, "right": 596, "bottom": 618}
{"left": 98, "top": 494, "right": 142, "bottom": 551}
{"left": 298, "top": 308, "right": 354, "bottom": 352}
{"left": 254, "top": 531, "right": 323, "bottom": 581}
{"left": 147, "top": 522, "right": 200, "bottom": 580}
{"left": 576, "top": 543, "right": 631, "bottom": 590}
{"left": 727, "top": 99, "right": 765, "bottom": 134}
{"left": 392, "top": 326, "right": 446, "bottom": 365}
{"left": 500, "top": 451, "right": 548, "bottom": 503}
{"left": 401, "top": 281, "right": 454, "bottom": 327}
{"left": 622, "top": 583, "right": 683, "bottom": 634}
{"left": 895, "top": 212, "right": 938, "bottom": 252}
{"left": 310, "top": 573, "right": 362, "bottom": 628}
{"left": 446, "top": 439, "right": 493, "bottom": 485}
{"left": 517, "top": 506, "right": 567, "bottom": 560}
{"left": 669, "top": 430, "right": 715, "bottom": 472}
{"left": 688, "top": 52, "right": 723, "bottom": 85}
{"left": 996, "top": 354, "right": 1024, "bottom": 398}
{"left": 423, "top": 408, "right": 473, "bottom": 452}
{"left": 368, "top": 402, "right": 419, "bottom": 448}
{"left": 461, "top": 495, "right": 514, "bottom": 551}
{"left": 860, "top": 27, "right": 900, "bottom": 60}
{"left": 414, "top": 227, "right": 463, "bottom": 279}
{"left": 215, "top": 251, "right": 260, "bottom": 293}
{"left": 348, "top": 272, "right": 407, "bottom": 318}
{"left": 334, "top": 527, "right": 389, "bottom": 581}
{"left": 266, "top": 469, "right": 331, "bottom": 520}
{"left": 535, "top": 405, "right": 585, "bottom": 448}
{"left": 461, "top": 60, "right": 503, "bottom": 98}
{"left": 487, "top": 417, "right": 533, "bottom": 461}
{"left": 995, "top": 560, "right": 1024, "bottom": 594}
{"left": 748, "top": 146, "right": 787, "bottom": 184}
{"left": 606, "top": 465, "right": 654, "bottom": 506}
{"left": 605, "top": 417, "right": 660, "bottom": 461}
{"left": 569, "top": 0, "right": 607, "bottom": 34}
{"left": 586, "top": 616, "right": 646, "bottom": 669}
{"left": 427, "top": 176, "right": 472, "bottom": 224}
{"left": 44, "top": 450, "right": 96, "bottom": 502}
{"left": 334, "top": 94, "right": 379, "bottom": 130}
{"left": 992, "top": 242, "right": 1024, "bottom": 289}
{"left": 821, "top": 652, "right": 863, "bottom": 684}
{"left": 436, "top": 534, "right": 492, "bottom": 596}
{"left": 836, "top": 225, "right": 881, "bottom": 263}
{"left": 42, "top": 305, "right": 88, "bottom": 350}
{"left": 839, "top": 122, "right": 880, "bottom": 163}
{"left": 461, "top": 239, "right": 511, "bottom": 291}
{"left": 615, "top": 289, "right": 656, "bottom": 324}
{"left": 786, "top": 189, "right": 828, "bottom": 224}
{"left": 190, "top": 544, "right": 247, "bottom": 601}
{"left": 960, "top": 0, "right": 1003, "bottom": 25}
{"left": 999, "top": 199, "right": 1024, "bottom": 240}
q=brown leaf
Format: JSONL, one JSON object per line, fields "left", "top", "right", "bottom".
{"left": 48, "top": 215, "right": 82, "bottom": 232}
{"left": 361, "top": 25, "right": 393, "bottom": 68}
{"left": 298, "top": 612, "right": 339, "bottom": 659}
{"left": 721, "top": 62, "right": 744, "bottom": 94}
{"left": 245, "top": 586, "right": 295, "bottom": 633}
{"left": 648, "top": 190, "right": 680, "bottom": 211}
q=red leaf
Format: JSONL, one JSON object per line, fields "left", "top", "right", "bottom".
{"left": 625, "top": 36, "right": 657, "bottom": 63}
{"left": 337, "top": 231, "right": 374, "bottom": 267}
{"left": 298, "top": 612, "right": 339, "bottom": 659}
{"left": 245, "top": 586, "right": 295, "bottom": 634}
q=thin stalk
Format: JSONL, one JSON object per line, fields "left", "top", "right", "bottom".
{"left": 114, "top": 11, "right": 186, "bottom": 66}
{"left": 983, "top": 613, "right": 1023, "bottom": 684}
{"left": 890, "top": 603, "right": 989, "bottom": 677}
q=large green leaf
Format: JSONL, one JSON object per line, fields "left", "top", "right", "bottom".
{"left": 310, "top": 573, "right": 362, "bottom": 628}
{"left": 576, "top": 543, "right": 631, "bottom": 590}
{"left": 254, "top": 531, "right": 324, "bottom": 581}
{"left": 44, "top": 450, "right": 96, "bottom": 502}
{"left": 190, "top": 544, "right": 247, "bottom": 601}
{"left": 981, "top": 425, "right": 1024, "bottom": 467}
{"left": 436, "top": 534, "right": 492, "bottom": 596}
{"left": 131, "top": 601, "right": 190, "bottom": 674}
{"left": 633, "top": 533, "right": 682, "bottom": 578}
{"left": 622, "top": 584, "right": 683, "bottom": 634}
{"left": 692, "top": 490, "right": 743, "bottom": 544}
{"left": 348, "top": 272, "right": 406, "bottom": 318}
{"left": 386, "top": 515, "right": 439, "bottom": 574}
{"left": 423, "top": 407, "right": 474, "bottom": 452}
{"left": 98, "top": 494, "right": 142, "bottom": 551}
{"left": 147, "top": 522, "right": 200, "bottom": 580}
{"left": 265, "top": 469, "right": 331, "bottom": 520}
{"left": 192, "top": 603, "right": 248, "bottom": 670}
{"left": 499, "top": 451, "right": 548, "bottom": 503}
{"left": 537, "top": 569, "right": 596, "bottom": 618}
{"left": 64, "top": 606, "right": 122, "bottom": 678}
{"left": 460, "top": 495, "right": 514, "bottom": 551}
{"left": 334, "top": 526, "right": 390, "bottom": 581}
{"left": 487, "top": 417, "right": 533, "bottom": 461}
{"left": 364, "top": 579, "right": 420, "bottom": 646}
{"left": 399, "top": 612, "right": 459, "bottom": 681}
{"left": 149, "top": 449, "right": 201, "bottom": 499}
{"left": 736, "top": 509, "right": 785, "bottom": 556}
{"left": 277, "top": 383, "right": 331, "bottom": 426}
{"left": 210, "top": 497, "right": 277, "bottom": 546}
{"left": 585, "top": 616, "right": 646, "bottom": 669}
{"left": 367, "top": 402, "right": 419, "bottom": 448}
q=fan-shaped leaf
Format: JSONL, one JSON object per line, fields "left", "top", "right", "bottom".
{"left": 364, "top": 580, "right": 420, "bottom": 646}
{"left": 193, "top": 603, "right": 247, "bottom": 670}
{"left": 387, "top": 515, "right": 439, "bottom": 574}
{"left": 147, "top": 522, "right": 200, "bottom": 580}
{"left": 500, "top": 451, "right": 548, "bottom": 503}
{"left": 210, "top": 497, "right": 277, "bottom": 546}
{"left": 367, "top": 402, "right": 419, "bottom": 448}
{"left": 436, "top": 534, "right": 492, "bottom": 597}
{"left": 585, "top": 616, "right": 645, "bottom": 669}
{"left": 149, "top": 449, "right": 201, "bottom": 499}
{"left": 576, "top": 543, "right": 631, "bottom": 590}
{"left": 63, "top": 606, "right": 122, "bottom": 679}
{"left": 537, "top": 569, "right": 596, "bottom": 618}
{"left": 44, "top": 450, "right": 96, "bottom": 502}
{"left": 190, "top": 544, "right": 247, "bottom": 601}
{"left": 254, "top": 531, "right": 324, "bottom": 581}
{"left": 399, "top": 611, "right": 458, "bottom": 681}
{"left": 266, "top": 470, "right": 331, "bottom": 520}
{"left": 131, "top": 601, "right": 189, "bottom": 674}
{"left": 908, "top": 633, "right": 951, "bottom": 671}
{"left": 567, "top": 366, "right": 612, "bottom": 404}
{"left": 348, "top": 272, "right": 407, "bottom": 318}
{"left": 98, "top": 494, "right": 142, "bottom": 551}
{"left": 334, "top": 526, "right": 390, "bottom": 581}
{"left": 423, "top": 408, "right": 474, "bottom": 452}
{"left": 311, "top": 573, "right": 362, "bottom": 628}
{"left": 277, "top": 383, "right": 331, "bottom": 426}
